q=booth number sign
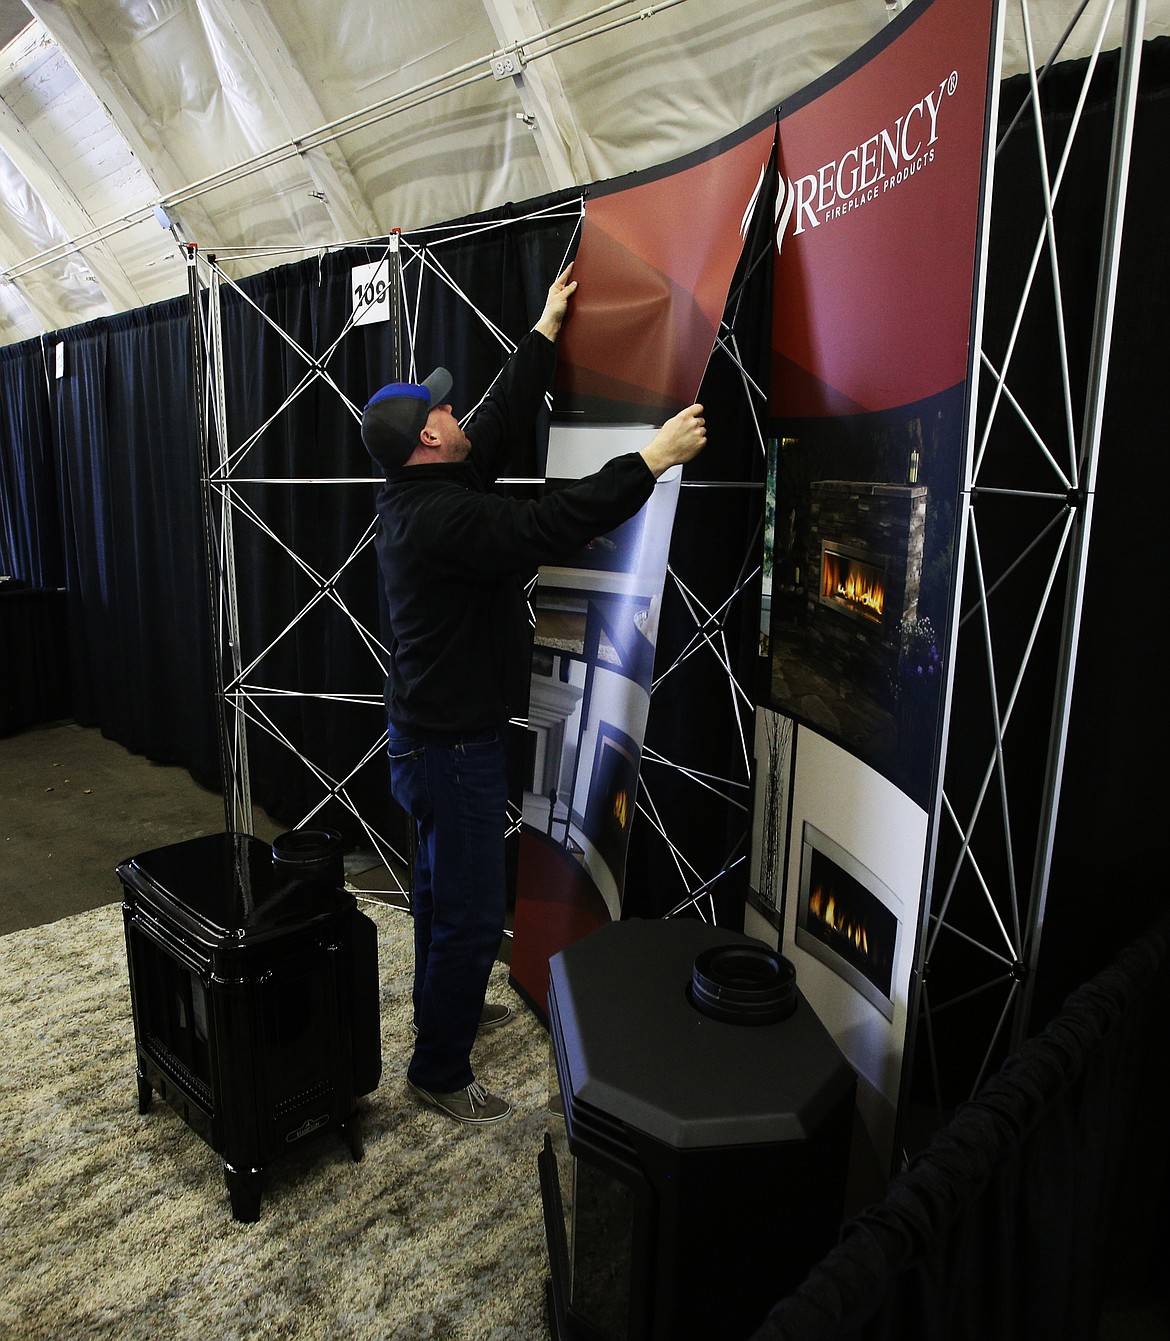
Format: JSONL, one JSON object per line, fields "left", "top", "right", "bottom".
{"left": 351, "top": 258, "right": 392, "bottom": 327}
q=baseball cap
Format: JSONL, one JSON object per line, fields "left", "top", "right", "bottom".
{"left": 361, "top": 367, "right": 453, "bottom": 471}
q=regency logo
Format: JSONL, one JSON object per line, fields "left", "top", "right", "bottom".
{"left": 775, "top": 70, "right": 960, "bottom": 249}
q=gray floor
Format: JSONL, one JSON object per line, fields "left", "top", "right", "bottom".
{"left": 0, "top": 719, "right": 407, "bottom": 936}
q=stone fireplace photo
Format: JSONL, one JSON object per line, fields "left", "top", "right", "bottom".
{"left": 764, "top": 389, "right": 964, "bottom": 806}
{"left": 805, "top": 479, "right": 926, "bottom": 694}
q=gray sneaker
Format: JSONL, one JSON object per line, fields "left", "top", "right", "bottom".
{"left": 411, "top": 1002, "right": 513, "bottom": 1035}
{"left": 477, "top": 1002, "right": 512, "bottom": 1030}
{"left": 408, "top": 1079, "right": 512, "bottom": 1124}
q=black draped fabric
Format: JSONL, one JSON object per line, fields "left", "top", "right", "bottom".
{"left": 1030, "top": 38, "right": 1170, "bottom": 1021}
{"left": 749, "top": 910, "right": 1170, "bottom": 1341}
{"left": 52, "top": 301, "right": 221, "bottom": 785}
{"left": 0, "top": 340, "right": 70, "bottom": 731}
{"left": 0, "top": 340, "right": 61, "bottom": 588}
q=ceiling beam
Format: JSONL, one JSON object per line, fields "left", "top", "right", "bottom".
{"left": 21, "top": 0, "right": 225, "bottom": 248}
{"left": 0, "top": 96, "right": 142, "bottom": 316}
{"left": 195, "top": 0, "right": 381, "bottom": 240}
{"left": 0, "top": 233, "right": 62, "bottom": 334}
{"left": 0, "top": 280, "right": 41, "bottom": 345}
{"left": 479, "top": 0, "right": 592, "bottom": 190}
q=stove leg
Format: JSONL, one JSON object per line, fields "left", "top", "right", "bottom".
{"left": 136, "top": 1068, "right": 152, "bottom": 1114}
{"left": 224, "top": 1163, "right": 264, "bottom": 1222}
{"left": 340, "top": 1109, "right": 364, "bottom": 1161}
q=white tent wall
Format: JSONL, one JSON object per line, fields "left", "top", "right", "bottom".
{"left": 2, "top": 0, "right": 1169, "bottom": 346}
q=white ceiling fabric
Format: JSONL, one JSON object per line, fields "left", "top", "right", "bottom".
{"left": 0, "top": 0, "right": 1166, "bottom": 347}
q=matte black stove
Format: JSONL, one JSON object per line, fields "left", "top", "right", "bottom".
{"left": 118, "top": 831, "right": 382, "bottom": 1221}
{"left": 540, "top": 918, "right": 856, "bottom": 1341}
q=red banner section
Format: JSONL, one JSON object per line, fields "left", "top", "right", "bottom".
{"left": 771, "top": 0, "right": 998, "bottom": 417}
{"left": 556, "top": 117, "right": 776, "bottom": 419}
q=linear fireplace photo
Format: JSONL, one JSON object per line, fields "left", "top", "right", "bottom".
{"left": 582, "top": 721, "right": 640, "bottom": 892}
{"left": 795, "top": 824, "right": 902, "bottom": 1021}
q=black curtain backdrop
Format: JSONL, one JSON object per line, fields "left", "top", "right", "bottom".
{"left": 0, "top": 341, "right": 61, "bottom": 590}
{"left": 0, "top": 340, "right": 71, "bottom": 735}
{"left": 749, "top": 906, "right": 1170, "bottom": 1341}
{"left": 48, "top": 300, "right": 222, "bottom": 783}
{"left": 1029, "top": 39, "right": 1169, "bottom": 1023}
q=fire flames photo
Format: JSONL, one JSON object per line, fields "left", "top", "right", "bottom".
{"left": 797, "top": 824, "right": 902, "bottom": 1021}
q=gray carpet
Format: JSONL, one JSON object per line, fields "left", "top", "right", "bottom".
{"left": 0, "top": 897, "right": 563, "bottom": 1341}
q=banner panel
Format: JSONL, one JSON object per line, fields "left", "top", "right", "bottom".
{"left": 764, "top": 0, "right": 998, "bottom": 799}
{"left": 511, "top": 120, "right": 776, "bottom": 1017}
{"left": 554, "top": 116, "right": 776, "bottom": 422}
{"left": 754, "top": 0, "right": 1000, "bottom": 1166}
{"left": 771, "top": 0, "right": 996, "bottom": 416}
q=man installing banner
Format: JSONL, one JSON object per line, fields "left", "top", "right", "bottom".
{"left": 361, "top": 264, "right": 706, "bottom": 1125}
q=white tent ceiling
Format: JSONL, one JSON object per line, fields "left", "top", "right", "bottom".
{"left": 1, "top": 0, "right": 1165, "bottom": 348}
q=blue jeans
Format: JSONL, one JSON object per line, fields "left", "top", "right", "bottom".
{"left": 387, "top": 722, "right": 509, "bottom": 1092}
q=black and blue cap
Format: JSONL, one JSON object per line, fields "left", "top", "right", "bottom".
{"left": 361, "top": 366, "right": 453, "bottom": 471}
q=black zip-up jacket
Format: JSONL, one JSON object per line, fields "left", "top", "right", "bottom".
{"left": 371, "top": 330, "right": 656, "bottom": 738}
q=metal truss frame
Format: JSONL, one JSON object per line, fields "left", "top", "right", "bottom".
{"left": 188, "top": 200, "right": 585, "bottom": 894}
{"left": 909, "top": 0, "right": 1147, "bottom": 1119}
{"left": 638, "top": 311, "right": 773, "bottom": 924}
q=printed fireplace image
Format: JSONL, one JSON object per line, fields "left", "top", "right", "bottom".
{"left": 765, "top": 388, "right": 966, "bottom": 806}
{"left": 819, "top": 541, "right": 887, "bottom": 624}
{"left": 806, "top": 480, "right": 924, "bottom": 683}
{"left": 796, "top": 824, "right": 902, "bottom": 1020}
{"left": 583, "top": 723, "right": 640, "bottom": 894}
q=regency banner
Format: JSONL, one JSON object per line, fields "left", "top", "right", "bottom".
{"left": 752, "top": 0, "right": 1001, "bottom": 1166}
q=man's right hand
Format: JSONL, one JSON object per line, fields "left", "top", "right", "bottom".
{"left": 534, "top": 263, "right": 577, "bottom": 342}
{"left": 641, "top": 404, "right": 707, "bottom": 478}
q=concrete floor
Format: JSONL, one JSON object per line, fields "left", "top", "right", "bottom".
{"left": 0, "top": 719, "right": 407, "bottom": 936}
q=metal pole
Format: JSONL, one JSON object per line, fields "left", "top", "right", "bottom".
{"left": 188, "top": 244, "right": 235, "bottom": 836}
{"left": 207, "top": 261, "right": 254, "bottom": 833}
{"left": 1011, "top": 0, "right": 1146, "bottom": 1045}
{"left": 893, "top": 0, "right": 1008, "bottom": 1161}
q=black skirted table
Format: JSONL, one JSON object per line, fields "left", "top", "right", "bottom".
{"left": 117, "top": 831, "right": 382, "bottom": 1221}
{"left": 0, "top": 581, "right": 71, "bottom": 735}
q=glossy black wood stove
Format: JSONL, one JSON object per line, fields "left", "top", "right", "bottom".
{"left": 117, "top": 831, "right": 382, "bottom": 1222}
